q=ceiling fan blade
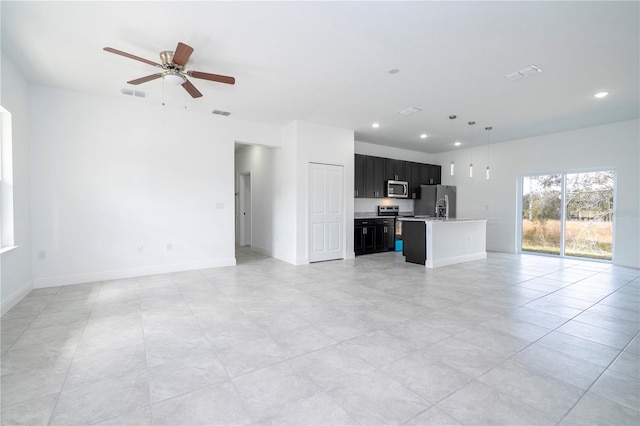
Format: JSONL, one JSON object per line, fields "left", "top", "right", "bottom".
{"left": 127, "top": 73, "right": 163, "bottom": 85}
{"left": 182, "top": 79, "right": 203, "bottom": 98}
{"left": 187, "top": 71, "right": 236, "bottom": 85}
{"left": 103, "top": 47, "right": 162, "bottom": 67}
{"left": 172, "top": 42, "right": 194, "bottom": 67}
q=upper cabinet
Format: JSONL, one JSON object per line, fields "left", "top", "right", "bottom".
{"left": 365, "top": 156, "right": 385, "bottom": 198}
{"left": 408, "top": 162, "right": 422, "bottom": 199}
{"left": 354, "top": 154, "right": 441, "bottom": 199}
{"left": 429, "top": 165, "right": 442, "bottom": 185}
{"left": 354, "top": 154, "right": 366, "bottom": 198}
{"left": 385, "top": 159, "right": 406, "bottom": 182}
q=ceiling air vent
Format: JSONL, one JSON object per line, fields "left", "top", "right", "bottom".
{"left": 399, "top": 107, "right": 422, "bottom": 116}
{"left": 120, "top": 88, "right": 146, "bottom": 98}
{"left": 505, "top": 72, "right": 525, "bottom": 81}
{"left": 505, "top": 65, "right": 542, "bottom": 81}
{"left": 212, "top": 109, "right": 231, "bottom": 116}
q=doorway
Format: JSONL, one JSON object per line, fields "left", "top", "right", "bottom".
{"left": 238, "top": 172, "right": 252, "bottom": 247}
{"left": 309, "top": 163, "right": 345, "bottom": 262}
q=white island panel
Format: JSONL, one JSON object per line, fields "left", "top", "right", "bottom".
{"left": 399, "top": 218, "right": 487, "bottom": 268}
{"left": 426, "top": 219, "right": 487, "bottom": 268}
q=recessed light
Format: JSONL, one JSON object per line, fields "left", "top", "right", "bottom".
{"left": 372, "top": 122, "right": 380, "bottom": 128}
{"left": 454, "top": 141, "right": 462, "bottom": 146}
{"left": 594, "top": 91, "right": 609, "bottom": 99}
{"left": 388, "top": 68, "right": 399, "bottom": 74}
{"left": 420, "top": 133, "right": 428, "bottom": 139}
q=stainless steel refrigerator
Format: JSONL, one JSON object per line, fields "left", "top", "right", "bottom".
{"left": 415, "top": 185, "right": 457, "bottom": 218}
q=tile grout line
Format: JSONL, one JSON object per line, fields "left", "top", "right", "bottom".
{"left": 555, "top": 328, "right": 640, "bottom": 425}
{"left": 421, "top": 267, "right": 636, "bottom": 425}
{"left": 46, "top": 282, "right": 103, "bottom": 426}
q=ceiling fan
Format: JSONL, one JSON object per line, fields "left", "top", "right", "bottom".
{"left": 103, "top": 42, "right": 235, "bottom": 98}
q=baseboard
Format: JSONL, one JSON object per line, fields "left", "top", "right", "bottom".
{"left": 430, "top": 252, "right": 487, "bottom": 268}
{"left": 33, "top": 258, "right": 237, "bottom": 289}
{"left": 1, "top": 280, "right": 34, "bottom": 315}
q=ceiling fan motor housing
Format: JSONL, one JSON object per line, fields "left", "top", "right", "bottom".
{"left": 159, "top": 50, "right": 187, "bottom": 84}
{"left": 159, "top": 51, "right": 175, "bottom": 66}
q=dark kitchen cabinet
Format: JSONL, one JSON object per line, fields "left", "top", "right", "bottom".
{"left": 420, "top": 163, "right": 431, "bottom": 185}
{"left": 384, "top": 158, "right": 395, "bottom": 181}
{"left": 353, "top": 155, "right": 441, "bottom": 199}
{"left": 408, "top": 162, "right": 422, "bottom": 199}
{"left": 429, "top": 165, "right": 442, "bottom": 185}
{"left": 354, "top": 219, "right": 376, "bottom": 254}
{"left": 384, "top": 158, "right": 406, "bottom": 182}
{"left": 354, "top": 154, "right": 366, "bottom": 198}
{"left": 393, "top": 160, "right": 406, "bottom": 181}
{"left": 375, "top": 218, "right": 395, "bottom": 251}
{"left": 365, "top": 156, "right": 385, "bottom": 198}
{"left": 355, "top": 218, "right": 395, "bottom": 255}
{"left": 403, "top": 220, "right": 426, "bottom": 265}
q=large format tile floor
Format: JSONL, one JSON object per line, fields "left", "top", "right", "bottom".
{"left": 1, "top": 248, "right": 639, "bottom": 425}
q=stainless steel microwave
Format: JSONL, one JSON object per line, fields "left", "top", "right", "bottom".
{"left": 385, "top": 180, "right": 409, "bottom": 198}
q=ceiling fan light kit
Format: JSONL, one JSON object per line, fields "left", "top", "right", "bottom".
{"left": 103, "top": 41, "right": 235, "bottom": 99}
{"left": 163, "top": 71, "right": 186, "bottom": 85}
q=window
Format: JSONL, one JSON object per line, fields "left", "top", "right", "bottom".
{"left": 0, "top": 105, "right": 15, "bottom": 252}
{"left": 520, "top": 170, "right": 615, "bottom": 261}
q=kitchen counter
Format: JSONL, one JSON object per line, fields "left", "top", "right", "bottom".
{"left": 398, "top": 217, "right": 487, "bottom": 268}
{"left": 399, "top": 217, "right": 486, "bottom": 223}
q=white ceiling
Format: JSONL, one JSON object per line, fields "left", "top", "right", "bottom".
{"left": 2, "top": 1, "right": 638, "bottom": 153}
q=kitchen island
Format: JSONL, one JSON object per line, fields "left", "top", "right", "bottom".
{"left": 399, "top": 217, "right": 487, "bottom": 268}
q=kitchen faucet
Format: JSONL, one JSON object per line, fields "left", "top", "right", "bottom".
{"left": 435, "top": 194, "right": 449, "bottom": 219}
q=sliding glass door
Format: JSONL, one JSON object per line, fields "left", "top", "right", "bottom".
{"left": 522, "top": 174, "right": 562, "bottom": 255}
{"left": 564, "top": 171, "right": 614, "bottom": 260}
{"left": 521, "top": 170, "right": 614, "bottom": 261}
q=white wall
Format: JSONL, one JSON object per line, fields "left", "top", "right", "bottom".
{"left": 436, "top": 119, "right": 640, "bottom": 268}
{"left": 271, "top": 122, "right": 299, "bottom": 264}
{"left": 355, "top": 141, "right": 436, "bottom": 164}
{"left": 270, "top": 121, "right": 356, "bottom": 264}
{"left": 1, "top": 53, "right": 33, "bottom": 313}
{"left": 235, "top": 124, "right": 367, "bottom": 264}
{"left": 296, "top": 121, "right": 355, "bottom": 263}
{"left": 29, "top": 85, "right": 281, "bottom": 287}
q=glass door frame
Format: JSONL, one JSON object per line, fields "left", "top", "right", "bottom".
{"left": 517, "top": 168, "right": 616, "bottom": 262}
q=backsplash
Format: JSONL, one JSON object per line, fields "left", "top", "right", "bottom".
{"left": 354, "top": 198, "right": 414, "bottom": 217}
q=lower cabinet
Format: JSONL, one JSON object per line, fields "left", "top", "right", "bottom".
{"left": 355, "top": 218, "right": 395, "bottom": 255}
{"left": 354, "top": 219, "right": 376, "bottom": 254}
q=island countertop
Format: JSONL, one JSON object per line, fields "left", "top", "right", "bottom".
{"left": 397, "top": 217, "right": 487, "bottom": 223}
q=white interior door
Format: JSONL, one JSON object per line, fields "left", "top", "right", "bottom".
{"left": 309, "top": 163, "right": 344, "bottom": 262}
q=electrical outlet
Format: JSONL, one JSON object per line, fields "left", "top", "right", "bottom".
{"left": 468, "top": 235, "right": 473, "bottom": 242}
{"left": 166, "top": 242, "right": 172, "bottom": 251}
{"left": 37, "top": 250, "right": 46, "bottom": 260}
{"left": 137, "top": 245, "right": 144, "bottom": 254}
